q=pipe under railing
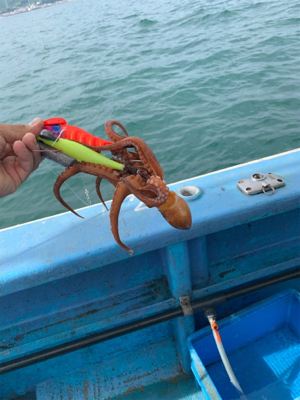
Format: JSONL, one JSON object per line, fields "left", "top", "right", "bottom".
{"left": 0, "top": 267, "right": 299, "bottom": 375}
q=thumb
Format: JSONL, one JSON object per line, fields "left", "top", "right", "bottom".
{"left": 0, "top": 118, "right": 44, "bottom": 143}
{"left": 27, "top": 118, "right": 45, "bottom": 136}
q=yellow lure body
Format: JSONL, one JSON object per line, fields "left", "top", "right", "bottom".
{"left": 38, "top": 136, "right": 124, "bottom": 171}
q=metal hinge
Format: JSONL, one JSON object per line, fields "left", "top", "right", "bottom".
{"left": 179, "top": 295, "right": 194, "bottom": 316}
{"left": 237, "top": 172, "right": 285, "bottom": 196}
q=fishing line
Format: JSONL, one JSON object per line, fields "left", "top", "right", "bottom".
{"left": 26, "top": 0, "right": 64, "bottom": 115}
{"left": 53, "top": 126, "right": 67, "bottom": 144}
{"left": 7, "top": 1, "right": 103, "bottom": 210}
{"left": 45, "top": 162, "right": 91, "bottom": 207}
{"left": 25, "top": 2, "right": 97, "bottom": 208}
{"left": 80, "top": 173, "right": 91, "bottom": 205}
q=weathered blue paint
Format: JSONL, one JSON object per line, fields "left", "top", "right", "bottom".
{"left": 164, "top": 242, "right": 195, "bottom": 373}
{"left": 0, "top": 150, "right": 299, "bottom": 399}
{"left": 164, "top": 242, "right": 192, "bottom": 298}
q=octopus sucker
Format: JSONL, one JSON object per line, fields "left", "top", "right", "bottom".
{"left": 52, "top": 120, "right": 192, "bottom": 254}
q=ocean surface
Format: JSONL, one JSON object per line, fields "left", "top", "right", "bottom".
{"left": 0, "top": 0, "right": 299, "bottom": 229}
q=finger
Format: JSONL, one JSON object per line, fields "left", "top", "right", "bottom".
{"left": 12, "top": 140, "right": 35, "bottom": 184}
{"left": 0, "top": 118, "right": 44, "bottom": 144}
{"left": 22, "top": 132, "right": 43, "bottom": 171}
{"left": 0, "top": 136, "right": 13, "bottom": 159}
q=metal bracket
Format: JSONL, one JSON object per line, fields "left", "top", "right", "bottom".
{"left": 179, "top": 295, "right": 194, "bottom": 316}
{"left": 237, "top": 172, "right": 285, "bottom": 196}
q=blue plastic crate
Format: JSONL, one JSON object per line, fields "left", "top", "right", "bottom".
{"left": 187, "top": 290, "right": 300, "bottom": 400}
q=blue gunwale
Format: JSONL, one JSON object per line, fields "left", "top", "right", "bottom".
{"left": 0, "top": 148, "right": 299, "bottom": 399}
{"left": 1, "top": 148, "right": 299, "bottom": 295}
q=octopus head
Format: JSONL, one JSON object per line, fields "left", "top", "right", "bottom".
{"left": 158, "top": 191, "right": 192, "bottom": 230}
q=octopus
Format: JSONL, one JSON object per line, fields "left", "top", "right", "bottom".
{"left": 53, "top": 121, "right": 192, "bottom": 254}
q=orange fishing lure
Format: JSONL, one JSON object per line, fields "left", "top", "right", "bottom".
{"left": 43, "top": 118, "right": 113, "bottom": 146}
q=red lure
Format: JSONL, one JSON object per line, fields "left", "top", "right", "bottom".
{"left": 43, "top": 118, "right": 113, "bottom": 146}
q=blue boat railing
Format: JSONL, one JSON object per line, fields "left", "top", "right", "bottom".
{"left": 0, "top": 149, "right": 299, "bottom": 399}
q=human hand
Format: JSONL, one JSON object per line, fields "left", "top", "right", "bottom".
{"left": 0, "top": 118, "right": 44, "bottom": 198}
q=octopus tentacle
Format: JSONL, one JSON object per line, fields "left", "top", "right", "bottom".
{"left": 54, "top": 163, "right": 83, "bottom": 218}
{"left": 110, "top": 181, "right": 133, "bottom": 255}
{"left": 51, "top": 120, "right": 192, "bottom": 255}
{"left": 122, "top": 175, "right": 168, "bottom": 208}
{"left": 78, "top": 162, "right": 120, "bottom": 187}
{"left": 75, "top": 137, "right": 164, "bottom": 179}
{"left": 95, "top": 177, "right": 108, "bottom": 211}
{"left": 55, "top": 162, "right": 120, "bottom": 216}
{"left": 105, "top": 120, "right": 129, "bottom": 142}
{"left": 111, "top": 149, "right": 142, "bottom": 174}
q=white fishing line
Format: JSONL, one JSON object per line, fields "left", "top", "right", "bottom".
{"left": 24, "top": 2, "right": 96, "bottom": 208}
{"left": 26, "top": 0, "right": 64, "bottom": 115}
{"left": 45, "top": 162, "right": 91, "bottom": 207}
{"left": 80, "top": 173, "right": 92, "bottom": 205}
{"left": 53, "top": 125, "right": 66, "bottom": 144}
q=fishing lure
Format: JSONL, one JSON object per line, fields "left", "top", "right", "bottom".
{"left": 43, "top": 118, "right": 113, "bottom": 146}
{"left": 38, "top": 130, "right": 126, "bottom": 171}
